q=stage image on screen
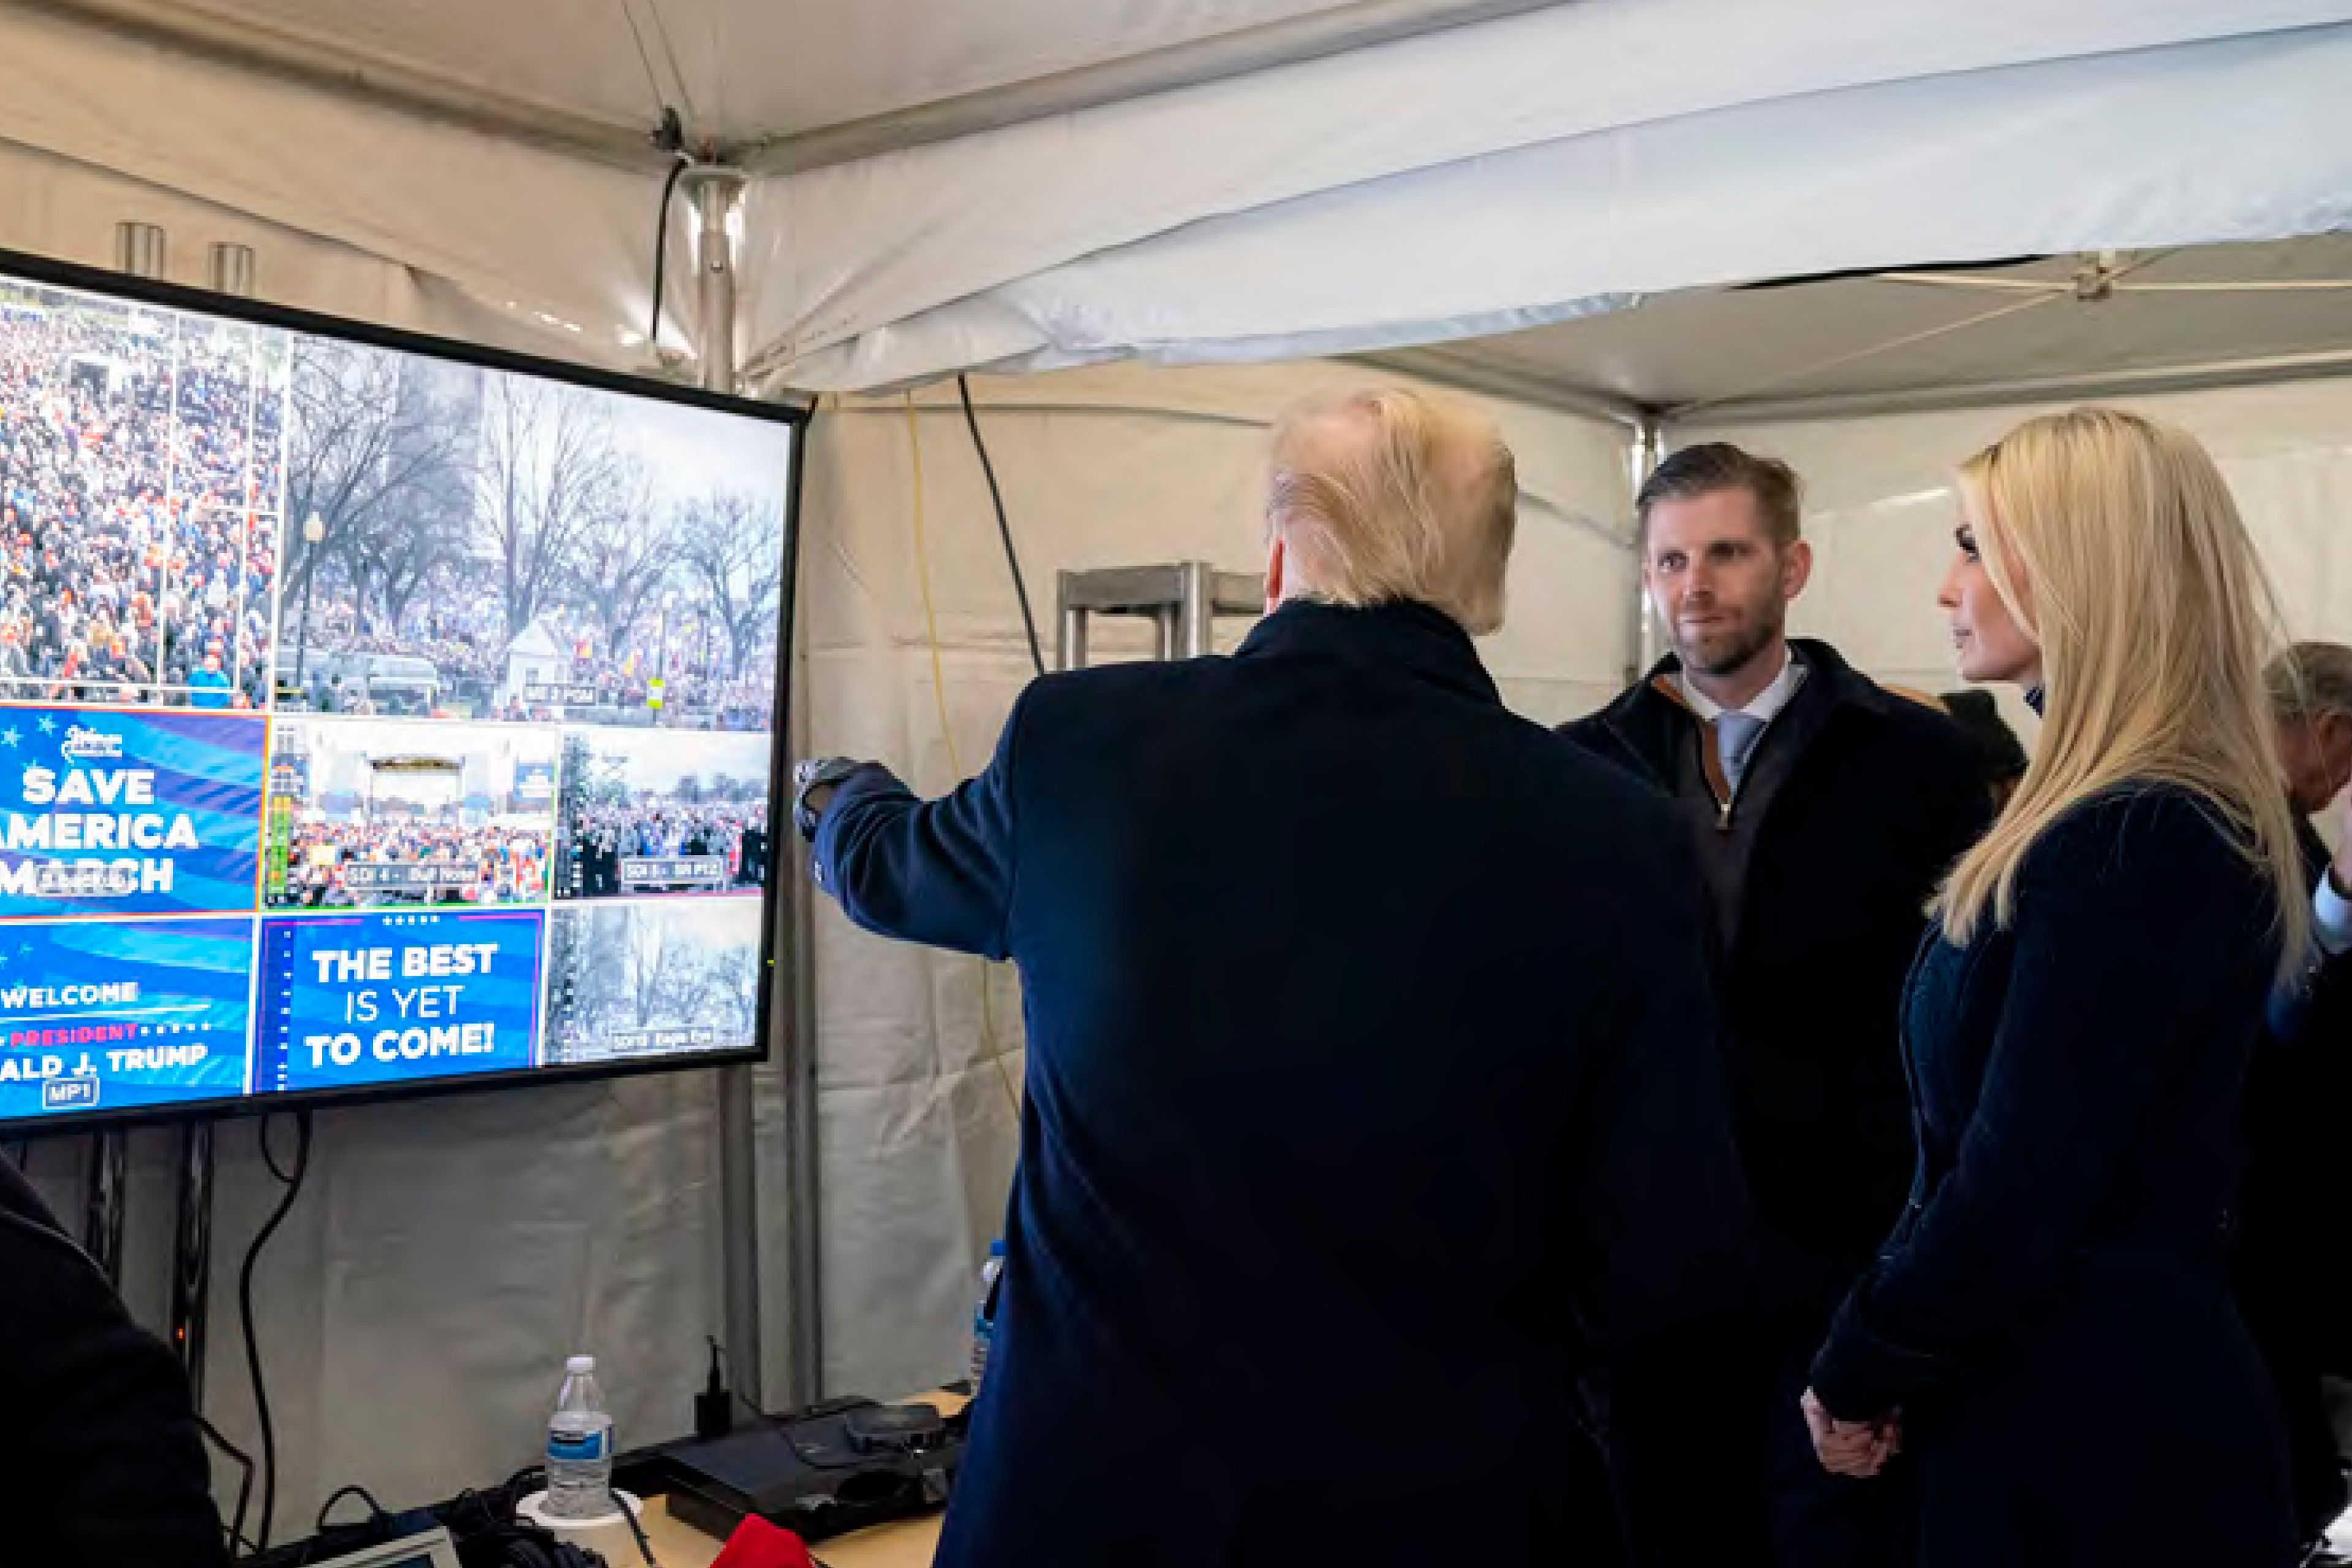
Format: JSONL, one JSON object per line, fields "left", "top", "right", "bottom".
{"left": 543, "top": 896, "right": 761, "bottom": 1066}
{"left": 555, "top": 727, "right": 772, "bottom": 899}
{"left": 0, "top": 259, "right": 793, "bottom": 1127}
{"left": 263, "top": 717, "right": 556, "bottom": 910}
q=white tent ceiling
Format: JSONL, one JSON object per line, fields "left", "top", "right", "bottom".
{"left": 1366, "top": 236, "right": 2352, "bottom": 423}
{"left": 3, "top": 0, "right": 2347, "bottom": 401}
{"left": 10, "top": 0, "right": 1535, "bottom": 165}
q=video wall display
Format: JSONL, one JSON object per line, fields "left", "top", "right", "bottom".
{"left": 0, "top": 262, "right": 794, "bottom": 1127}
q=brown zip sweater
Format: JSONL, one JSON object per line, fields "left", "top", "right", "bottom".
{"left": 1646, "top": 657, "right": 1834, "bottom": 952}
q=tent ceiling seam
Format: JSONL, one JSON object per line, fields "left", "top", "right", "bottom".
{"left": 1668, "top": 348, "right": 2352, "bottom": 429}
{"left": 731, "top": 0, "right": 1581, "bottom": 176}
{"left": 6, "top": 0, "right": 671, "bottom": 170}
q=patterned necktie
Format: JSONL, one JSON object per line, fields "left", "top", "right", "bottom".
{"left": 1714, "top": 710, "right": 1765, "bottom": 796}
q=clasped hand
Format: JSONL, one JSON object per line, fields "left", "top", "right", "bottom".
{"left": 1801, "top": 1388, "right": 1900, "bottom": 1479}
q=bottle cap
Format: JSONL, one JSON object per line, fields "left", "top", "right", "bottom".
{"left": 567, "top": 1355, "right": 596, "bottom": 1374}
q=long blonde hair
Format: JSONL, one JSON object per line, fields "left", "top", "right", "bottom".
{"left": 1936, "top": 407, "right": 2309, "bottom": 980}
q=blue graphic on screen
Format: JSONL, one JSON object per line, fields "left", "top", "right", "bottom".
{"left": 0, "top": 706, "right": 265, "bottom": 919}
{"left": 0, "top": 917, "right": 255, "bottom": 1119}
{"left": 255, "top": 910, "right": 543, "bottom": 1093}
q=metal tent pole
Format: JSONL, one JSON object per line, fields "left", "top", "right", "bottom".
{"left": 681, "top": 167, "right": 785, "bottom": 1409}
{"left": 1626, "top": 415, "right": 1666, "bottom": 684}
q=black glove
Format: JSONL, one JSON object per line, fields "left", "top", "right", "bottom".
{"left": 792, "top": 756, "right": 864, "bottom": 842}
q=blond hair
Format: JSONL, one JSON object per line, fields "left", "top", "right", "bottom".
{"left": 1267, "top": 387, "right": 1517, "bottom": 634}
{"left": 1938, "top": 407, "right": 2307, "bottom": 980}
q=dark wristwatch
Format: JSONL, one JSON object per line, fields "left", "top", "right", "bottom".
{"left": 792, "top": 756, "right": 863, "bottom": 842}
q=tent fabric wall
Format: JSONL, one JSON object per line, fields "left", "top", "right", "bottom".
{"left": 0, "top": 142, "right": 537, "bottom": 354}
{"left": 1678, "top": 375, "right": 2352, "bottom": 749}
{"left": 793, "top": 360, "right": 1635, "bottom": 1395}
{"left": 0, "top": 2, "right": 671, "bottom": 366}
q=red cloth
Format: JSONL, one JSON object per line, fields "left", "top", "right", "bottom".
{"left": 711, "top": 1514, "right": 816, "bottom": 1568}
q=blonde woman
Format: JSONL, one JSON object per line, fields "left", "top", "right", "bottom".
{"left": 1802, "top": 408, "right": 2306, "bottom": 1567}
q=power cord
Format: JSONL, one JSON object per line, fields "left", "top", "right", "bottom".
{"left": 242, "top": 1110, "right": 314, "bottom": 1553}
{"left": 954, "top": 375, "right": 1046, "bottom": 678}
{"left": 314, "top": 1483, "right": 388, "bottom": 1532}
{"left": 706, "top": 1339, "right": 889, "bottom": 1471}
{"left": 197, "top": 1412, "right": 259, "bottom": 1556}
{"left": 902, "top": 397, "right": 1024, "bottom": 1117}
{"left": 646, "top": 106, "right": 689, "bottom": 350}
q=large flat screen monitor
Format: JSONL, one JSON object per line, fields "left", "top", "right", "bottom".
{"left": 0, "top": 249, "right": 801, "bottom": 1131}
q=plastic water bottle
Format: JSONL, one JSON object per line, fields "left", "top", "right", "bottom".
{"left": 545, "top": 1354, "right": 615, "bottom": 1520}
{"left": 969, "top": 1240, "right": 1007, "bottom": 1395}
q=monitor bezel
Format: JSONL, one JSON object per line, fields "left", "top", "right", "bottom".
{"left": 0, "top": 243, "right": 806, "bottom": 1136}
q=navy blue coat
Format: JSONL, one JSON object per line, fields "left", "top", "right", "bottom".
{"left": 816, "top": 600, "right": 1763, "bottom": 1567}
{"left": 1810, "top": 787, "right": 2296, "bottom": 1567}
{"left": 1563, "top": 646, "right": 1989, "bottom": 1348}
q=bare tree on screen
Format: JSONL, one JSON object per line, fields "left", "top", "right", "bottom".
{"left": 568, "top": 463, "right": 675, "bottom": 660}
{"left": 708, "top": 943, "right": 760, "bottom": 1042}
{"left": 350, "top": 499, "right": 470, "bottom": 631}
{"left": 476, "top": 377, "right": 627, "bottom": 639}
{"left": 284, "top": 342, "right": 475, "bottom": 628}
{"left": 677, "top": 492, "right": 783, "bottom": 682}
{"left": 623, "top": 908, "right": 690, "bottom": 1030}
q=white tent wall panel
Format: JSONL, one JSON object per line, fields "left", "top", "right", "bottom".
{"left": 794, "top": 360, "right": 1635, "bottom": 1393}
{"left": 0, "top": 4, "right": 668, "bottom": 367}
{"left": 1679, "top": 375, "right": 2352, "bottom": 748}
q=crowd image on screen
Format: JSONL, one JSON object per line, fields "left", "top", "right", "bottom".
{"left": 273, "top": 818, "right": 549, "bottom": 908}
{"left": 292, "top": 589, "right": 773, "bottom": 730}
{"left": 564, "top": 801, "right": 770, "bottom": 897}
{"left": 0, "top": 289, "right": 279, "bottom": 710}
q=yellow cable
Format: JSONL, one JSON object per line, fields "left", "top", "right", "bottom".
{"left": 904, "top": 393, "right": 1020, "bottom": 1116}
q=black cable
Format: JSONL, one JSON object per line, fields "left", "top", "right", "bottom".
{"left": 241, "top": 1111, "right": 313, "bottom": 1553}
{"left": 258, "top": 1115, "right": 300, "bottom": 1185}
{"left": 707, "top": 1340, "right": 878, "bottom": 1469}
{"left": 314, "top": 1483, "right": 387, "bottom": 1533}
{"left": 956, "top": 375, "right": 1046, "bottom": 677}
{"left": 195, "top": 1413, "right": 258, "bottom": 1557}
{"left": 620, "top": 1494, "right": 660, "bottom": 1567}
{"left": 648, "top": 154, "right": 690, "bottom": 350}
